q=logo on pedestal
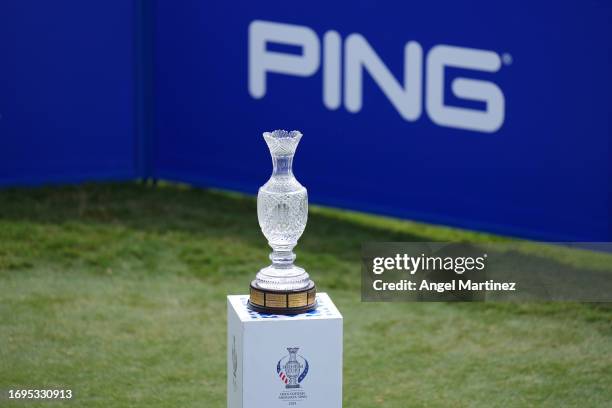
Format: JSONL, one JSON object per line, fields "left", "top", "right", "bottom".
{"left": 277, "top": 347, "right": 309, "bottom": 388}
{"left": 231, "top": 335, "right": 238, "bottom": 391}
{"left": 277, "top": 347, "right": 309, "bottom": 403}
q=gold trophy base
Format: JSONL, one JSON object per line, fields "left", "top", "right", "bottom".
{"left": 248, "top": 280, "right": 317, "bottom": 315}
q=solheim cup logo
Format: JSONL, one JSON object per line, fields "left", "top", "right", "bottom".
{"left": 231, "top": 336, "right": 238, "bottom": 390}
{"left": 277, "top": 347, "right": 309, "bottom": 389}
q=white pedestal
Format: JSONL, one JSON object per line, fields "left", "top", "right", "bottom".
{"left": 227, "top": 293, "right": 343, "bottom": 408}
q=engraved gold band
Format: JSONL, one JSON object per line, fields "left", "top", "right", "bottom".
{"left": 249, "top": 282, "right": 316, "bottom": 312}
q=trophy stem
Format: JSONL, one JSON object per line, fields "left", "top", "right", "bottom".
{"left": 270, "top": 248, "right": 296, "bottom": 268}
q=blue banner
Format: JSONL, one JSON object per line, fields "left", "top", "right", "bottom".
{"left": 0, "top": 1, "right": 138, "bottom": 186}
{"left": 153, "top": 1, "right": 611, "bottom": 241}
{"left": 1, "top": 1, "right": 609, "bottom": 241}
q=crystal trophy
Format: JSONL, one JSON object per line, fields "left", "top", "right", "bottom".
{"left": 248, "top": 130, "right": 316, "bottom": 314}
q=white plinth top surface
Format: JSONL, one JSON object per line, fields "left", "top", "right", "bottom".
{"left": 227, "top": 292, "right": 342, "bottom": 322}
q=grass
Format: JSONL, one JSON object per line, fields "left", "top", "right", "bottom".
{"left": 0, "top": 182, "right": 610, "bottom": 407}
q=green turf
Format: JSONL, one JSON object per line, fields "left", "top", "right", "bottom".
{"left": 0, "top": 183, "right": 610, "bottom": 407}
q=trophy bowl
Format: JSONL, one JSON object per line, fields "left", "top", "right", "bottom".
{"left": 248, "top": 130, "right": 316, "bottom": 314}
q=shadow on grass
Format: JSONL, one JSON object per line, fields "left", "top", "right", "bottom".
{"left": 0, "top": 182, "right": 442, "bottom": 293}
{"left": 0, "top": 182, "right": 436, "bottom": 261}
{"left": 1, "top": 182, "right": 610, "bottom": 321}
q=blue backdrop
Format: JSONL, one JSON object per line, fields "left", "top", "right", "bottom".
{"left": 1, "top": 1, "right": 610, "bottom": 241}
{"left": 153, "top": 1, "right": 610, "bottom": 241}
{"left": 0, "top": 1, "right": 138, "bottom": 185}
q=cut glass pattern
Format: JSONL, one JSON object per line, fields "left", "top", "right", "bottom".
{"left": 255, "top": 130, "right": 311, "bottom": 291}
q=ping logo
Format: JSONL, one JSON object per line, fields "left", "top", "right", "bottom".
{"left": 249, "top": 20, "right": 506, "bottom": 133}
